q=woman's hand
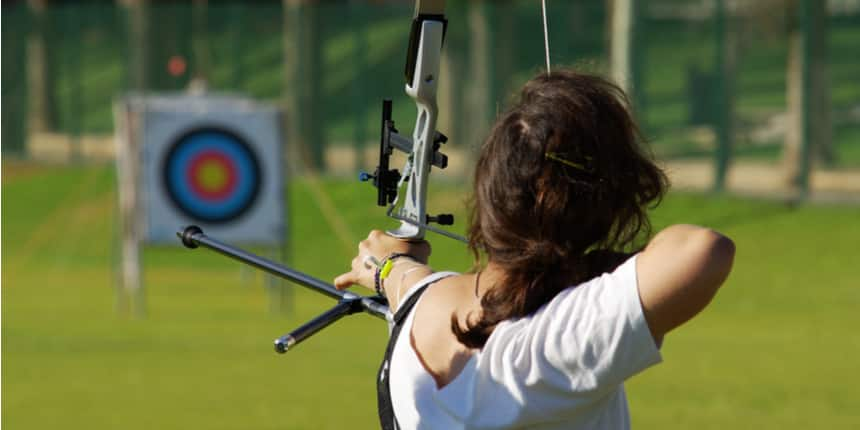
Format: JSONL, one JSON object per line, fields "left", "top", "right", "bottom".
{"left": 333, "top": 230, "right": 431, "bottom": 291}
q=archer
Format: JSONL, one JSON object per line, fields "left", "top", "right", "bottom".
{"left": 334, "top": 69, "right": 735, "bottom": 430}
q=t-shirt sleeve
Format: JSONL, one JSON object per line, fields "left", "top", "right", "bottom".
{"left": 480, "top": 254, "right": 662, "bottom": 399}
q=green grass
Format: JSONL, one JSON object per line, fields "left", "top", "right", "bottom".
{"left": 3, "top": 164, "right": 860, "bottom": 429}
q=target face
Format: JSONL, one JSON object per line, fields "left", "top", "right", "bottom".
{"left": 162, "top": 127, "right": 262, "bottom": 224}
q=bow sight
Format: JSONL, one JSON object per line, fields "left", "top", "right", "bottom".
{"left": 359, "top": 99, "right": 459, "bottom": 237}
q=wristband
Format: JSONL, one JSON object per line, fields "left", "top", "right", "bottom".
{"left": 374, "top": 253, "right": 416, "bottom": 295}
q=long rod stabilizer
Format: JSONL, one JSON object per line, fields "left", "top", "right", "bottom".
{"left": 177, "top": 226, "right": 389, "bottom": 353}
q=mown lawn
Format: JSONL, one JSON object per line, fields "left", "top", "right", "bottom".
{"left": 2, "top": 163, "right": 858, "bottom": 429}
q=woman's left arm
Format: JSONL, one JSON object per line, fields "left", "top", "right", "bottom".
{"left": 333, "top": 230, "right": 434, "bottom": 311}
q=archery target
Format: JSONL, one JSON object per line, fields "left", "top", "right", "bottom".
{"left": 140, "top": 95, "right": 284, "bottom": 245}
{"left": 162, "top": 127, "right": 261, "bottom": 224}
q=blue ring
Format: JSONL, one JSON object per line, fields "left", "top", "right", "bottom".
{"left": 161, "top": 127, "right": 262, "bottom": 224}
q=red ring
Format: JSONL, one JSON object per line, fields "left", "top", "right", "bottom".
{"left": 187, "top": 151, "right": 238, "bottom": 202}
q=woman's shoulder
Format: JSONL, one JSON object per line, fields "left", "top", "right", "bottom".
{"left": 409, "top": 273, "right": 480, "bottom": 388}
{"left": 412, "top": 273, "right": 479, "bottom": 342}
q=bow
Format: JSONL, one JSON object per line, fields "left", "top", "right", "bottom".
{"left": 176, "top": 0, "right": 463, "bottom": 354}
{"left": 361, "top": 0, "right": 466, "bottom": 243}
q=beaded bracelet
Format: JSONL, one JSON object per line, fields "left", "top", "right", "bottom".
{"left": 374, "top": 253, "right": 416, "bottom": 296}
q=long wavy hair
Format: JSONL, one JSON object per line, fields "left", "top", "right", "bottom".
{"left": 452, "top": 69, "right": 668, "bottom": 348}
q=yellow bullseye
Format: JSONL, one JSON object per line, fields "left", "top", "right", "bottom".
{"left": 197, "top": 160, "right": 229, "bottom": 192}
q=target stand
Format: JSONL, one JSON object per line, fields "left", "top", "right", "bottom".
{"left": 114, "top": 93, "right": 287, "bottom": 316}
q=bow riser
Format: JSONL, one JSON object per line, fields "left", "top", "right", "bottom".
{"left": 389, "top": 19, "right": 445, "bottom": 240}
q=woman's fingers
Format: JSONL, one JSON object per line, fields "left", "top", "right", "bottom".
{"left": 334, "top": 254, "right": 376, "bottom": 290}
{"left": 337, "top": 230, "right": 433, "bottom": 291}
{"left": 333, "top": 271, "right": 356, "bottom": 290}
{"left": 334, "top": 257, "right": 360, "bottom": 290}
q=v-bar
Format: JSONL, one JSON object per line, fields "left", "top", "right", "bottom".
{"left": 177, "top": 226, "right": 389, "bottom": 353}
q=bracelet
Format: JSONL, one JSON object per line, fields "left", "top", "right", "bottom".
{"left": 396, "top": 265, "right": 427, "bottom": 305}
{"left": 374, "top": 253, "right": 416, "bottom": 296}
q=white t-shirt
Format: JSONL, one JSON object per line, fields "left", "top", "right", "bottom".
{"left": 387, "top": 255, "right": 661, "bottom": 429}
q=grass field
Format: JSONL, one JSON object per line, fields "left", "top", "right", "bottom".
{"left": 2, "top": 163, "right": 859, "bottom": 429}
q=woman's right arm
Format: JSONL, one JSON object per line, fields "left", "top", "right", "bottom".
{"left": 636, "top": 224, "right": 735, "bottom": 344}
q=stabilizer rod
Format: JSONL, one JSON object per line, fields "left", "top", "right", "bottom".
{"left": 180, "top": 225, "right": 342, "bottom": 300}
{"left": 274, "top": 299, "right": 359, "bottom": 353}
{"left": 177, "top": 226, "right": 390, "bottom": 353}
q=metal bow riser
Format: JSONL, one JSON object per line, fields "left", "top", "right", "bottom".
{"left": 362, "top": 0, "right": 466, "bottom": 243}
{"left": 390, "top": 16, "right": 445, "bottom": 240}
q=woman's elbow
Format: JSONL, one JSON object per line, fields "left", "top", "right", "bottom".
{"left": 637, "top": 226, "right": 735, "bottom": 338}
{"left": 707, "top": 230, "right": 735, "bottom": 280}
{"left": 692, "top": 229, "right": 735, "bottom": 296}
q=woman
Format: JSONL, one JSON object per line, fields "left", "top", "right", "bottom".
{"left": 334, "top": 69, "right": 735, "bottom": 429}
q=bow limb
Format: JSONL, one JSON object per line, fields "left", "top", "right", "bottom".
{"left": 387, "top": 0, "right": 447, "bottom": 241}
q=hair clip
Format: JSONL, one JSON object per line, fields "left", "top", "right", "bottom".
{"left": 545, "top": 152, "right": 591, "bottom": 173}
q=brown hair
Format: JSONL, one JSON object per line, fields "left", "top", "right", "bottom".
{"left": 453, "top": 69, "right": 668, "bottom": 348}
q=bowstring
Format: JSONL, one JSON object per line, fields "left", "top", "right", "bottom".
{"left": 541, "top": 0, "right": 551, "bottom": 75}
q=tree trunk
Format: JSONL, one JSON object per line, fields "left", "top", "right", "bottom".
{"left": 785, "top": 20, "right": 803, "bottom": 185}
{"left": 283, "top": 0, "right": 324, "bottom": 172}
{"left": 438, "top": 0, "right": 468, "bottom": 150}
{"left": 784, "top": 0, "right": 830, "bottom": 193}
{"left": 467, "top": 1, "right": 491, "bottom": 147}
{"left": 809, "top": 0, "right": 832, "bottom": 165}
{"left": 493, "top": 0, "right": 515, "bottom": 107}
{"left": 124, "top": 0, "right": 150, "bottom": 91}
{"left": 191, "top": 0, "right": 210, "bottom": 86}
{"left": 26, "top": 0, "right": 55, "bottom": 133}
{"left": 609, "top": 0, "right": 634, "bottom": 92}
{"left": 713, "top": 0, "right": 737, "bottom": 192}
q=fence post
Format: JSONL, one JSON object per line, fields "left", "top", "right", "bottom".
{"left": 26, "top": 0, "right": 56, "bottom": 138}
{"left": 66, "top": 5, "right": 83, "bottom": 161}
{"left": 467, "top": 1, "right": 492, "bottom": 148}
{"left": 350, "top": 3, "right": 368, "bottom": 172}
{"left": 610, "top": 0, "right": 647, "bottom": 129}
{"left": 113, "top": 98, "right": 146, "bottom": 317}
{"left": 439, "top": 0, "right": 467, "bottom": 150}
{"left": 712, "top": 0, "right": 735, "bottom": 193}
{"left": 124, "top": 0, "right": 150, "bottom": 91}
{"left": 230, "top": 3, "right": 246, "bottom": 91}
{"left": 283, "top": 0, "right": 302, "bottom": 174}
{"left": 796, "top": 0, "right": 813, "bottom": 198}
{"left": 809, "top": 1, "right": 832, "bottom": 166}
{"left": 784, "top": 0, "right": 818, "bottom": 199}
{"left": 3, "top": 5, "right": 30, "bottom": 157}
{"left": 283, "top": 0, "right": 323, "bottom": 172}
{"left": 610, "top": 1, "right": 637, "bottom": 93}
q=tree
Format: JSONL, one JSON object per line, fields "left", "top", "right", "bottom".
{"left": 784, "top": 0, "right": 832, "bottom": 195}
{"left": 283, "top": 0, "right": 324, "bottom": 171}
{"left": 122, "top": 0, "right": 150, "bottom": 91}
{"left": 26, "top": 0, "right": 57, "bottom": 133}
